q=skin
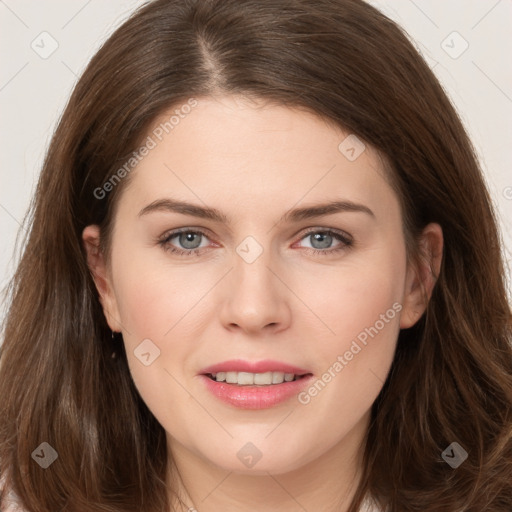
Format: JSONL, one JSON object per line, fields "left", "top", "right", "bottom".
{"left": 83, "top": 95, "right": 443, "bottom": 512}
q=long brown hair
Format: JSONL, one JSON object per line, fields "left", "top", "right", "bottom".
{"left": 1, "top": 0, "right": 511, "bottom": 510}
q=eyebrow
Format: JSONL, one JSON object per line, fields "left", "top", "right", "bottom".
{"left": 138, "top": 198, "right": 375, "bottom": 223}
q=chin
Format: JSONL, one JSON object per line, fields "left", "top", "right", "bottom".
{"left": 202, "top": 442, "right": 312, "bottom": 476}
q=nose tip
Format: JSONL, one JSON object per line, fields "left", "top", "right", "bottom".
{"left": 218, "top": 248, "right": 292, "bottom": 334}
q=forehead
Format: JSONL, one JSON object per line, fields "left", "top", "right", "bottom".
{"left": 118, "top": 95, "right": 397, "bottom": 222}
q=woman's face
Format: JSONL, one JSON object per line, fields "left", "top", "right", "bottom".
{"left": 84, "top": 95, "right": 433, "bottom": 475}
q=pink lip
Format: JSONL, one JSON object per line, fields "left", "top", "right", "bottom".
{"left": 200, "top": 359, "right": 310, "bottom": 375}
{"left": 199, "top": 359, "right": 314, "bottom": 410}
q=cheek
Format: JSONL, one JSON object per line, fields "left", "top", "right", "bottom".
{"left": 109, "top": 250, "right": 204, "bottom": 426}
{"left": 297, "top": 242, "right": 405, "bottom": 409}
{"left": 309, "top": 242, "right": 405, "bottom": 347}
{"left": 110, "top": 247, "right": 213, "bottom": 340}
{"left": 108, "top": 244, "right": 226, "bottom": 405}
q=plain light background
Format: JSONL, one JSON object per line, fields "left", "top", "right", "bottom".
{"left": 1, "top": 0, "right": 511, "bottom": 331}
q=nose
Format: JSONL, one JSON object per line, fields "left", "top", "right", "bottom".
{"left": 218, "top": 246, "right": 292, "bottom": 335}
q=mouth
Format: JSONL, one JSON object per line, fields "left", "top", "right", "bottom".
{"left": 205, "top": 371, "right": 311, "bottom": 386}
{"left": 199, "top": 360, "right": 314, "bottom": 409}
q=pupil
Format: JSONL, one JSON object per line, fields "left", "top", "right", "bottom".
{"left": 311, "top": 232, "right": 332, "bottom": 249}
{"left": 180, "top": 232, "right": 201, "bottom": 249}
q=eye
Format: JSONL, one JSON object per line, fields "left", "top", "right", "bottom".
{"left": 158, "top": 229, "right": 212, "bottom": 256}
{"left": 295, "top": 229, "right": 353, "bottom": 255}
{"left": 158, "top": 227, "right": 353, "bottom": 257}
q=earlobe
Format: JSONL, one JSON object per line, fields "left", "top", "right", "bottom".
{"left": 400, "top": 223, "right": 443, "bottom": 329}
{"left": 82, "top": 225, "right": 122, "bottom": 332}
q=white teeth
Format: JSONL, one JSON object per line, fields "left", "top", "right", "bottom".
{"left": 226, "top": 371, "right": 238, "bottom": 384}
{"left": 272, "top": 371, "right": 285, "bottom": 384}
{"left": 237, "top": 372, "right": 255, "bottom": 385}
{"left": 212, "top": 371, "right": 299, "bottom": 385}
{"left": 253, "top": 371, "right": 272, "bottom": 385}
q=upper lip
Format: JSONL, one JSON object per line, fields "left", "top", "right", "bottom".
{"left": 200, "top": 359, "right": 311, "bottom": 375}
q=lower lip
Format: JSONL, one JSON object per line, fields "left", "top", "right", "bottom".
{"left": 200, "top": 374, "right": 314, "bottom": 409}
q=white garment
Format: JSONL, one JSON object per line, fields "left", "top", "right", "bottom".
{"left": 360, "top": 495, "right": 383, "bottom": 512}
{"left": 0, "top": 487, "right": 23, "bottom": 511}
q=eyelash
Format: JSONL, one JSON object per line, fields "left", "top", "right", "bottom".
{"left": 157, "top": 228, "right": 353, "bottom": 257}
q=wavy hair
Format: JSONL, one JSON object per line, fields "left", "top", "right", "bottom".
{"left": 1, "top": 0, "right": 511, "bottom": 510}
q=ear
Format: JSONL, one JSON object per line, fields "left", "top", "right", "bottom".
{"left": 82, "top": 225, "right": 122, "bottom": 332}
{"left": 400, "top": 222, "right": 443, "bottom": 329}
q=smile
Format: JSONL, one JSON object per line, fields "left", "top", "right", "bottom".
{"left": 207, "top": 371, "right": 306, "bottom": 385}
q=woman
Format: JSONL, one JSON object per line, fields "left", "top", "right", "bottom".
{"left": 0, "top": 0, "right": 511, "bottom": 511}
